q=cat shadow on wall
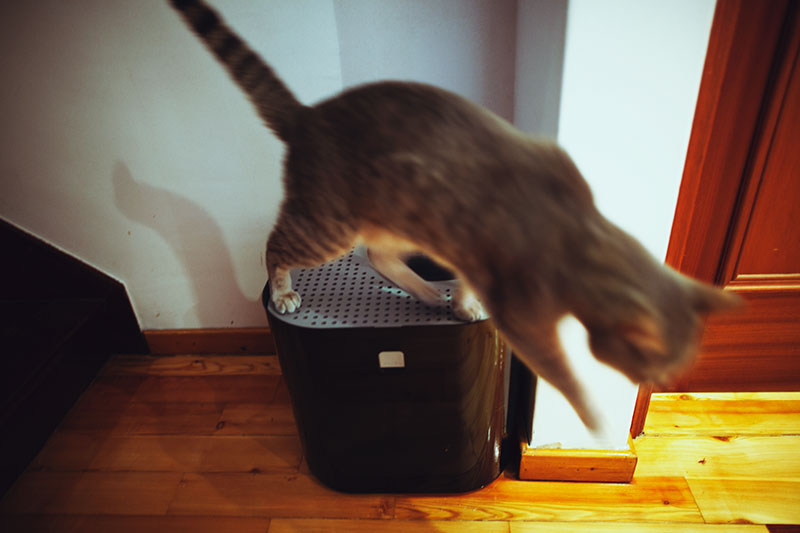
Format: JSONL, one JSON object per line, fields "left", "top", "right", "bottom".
{"left": 113, "top": 161, "right": 263, "bottom": 327}
{"left": 113, "top": 163, "right": 330, "bottom": 508}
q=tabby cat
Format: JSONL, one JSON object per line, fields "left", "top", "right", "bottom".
{"left": 169, "top": 0, "right": 740, "bottom": 431}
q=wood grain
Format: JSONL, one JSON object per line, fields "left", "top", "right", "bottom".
{"left": 0, "top": 515, "right": 270, "bottom": 533}
{"left": 30, "top": 431, "right": 105, "bottom": 471}
{"left": 67, "top": 374, "right": 146, "bottom": 410}
{"left": 394, "top": 476, "right": 703, "bottom": 522}
{"left": 511, "top": 523, "right": 768, "bottom": 532}
{"left": 670, "top": 292, "right": 800, "bottom": 392}
{"left": 129, "top": 375, "right": 281, "bottom": 404}
{"left": 631, "top": 384, "right": 654, "bottom": 437}
{"left": 633, "top": 435, "right": 800, "bottom": 479}
{"left": 719, "top": 2, "right": 800, "bottom": 282}
{"left": 270, "top": 518, "right": 508, "bottom": 532}
{"left": 663, "top": 0, "right": 791, "bottom": 282}
{"left": 85, "top": 435, "right": 301, "bottom": 473}
{"left": 61, "top": 401, "right": 226, "bottom": 436}
{"left": 216, "top": 402, "right": 297, "bottom": 436}
{"left": 168, "top": 472, "right": 394, "bottom": 519}
{"left": 0, "top": 471, "right": 183, "bottom": 515}
{"left": 643, "top": 393, "right": 800, "bottom": 436}
{"left": 144, "top": 327, "right": 275, "bottom": 355}
{"left": 56, "top": 358, "right": 292, "bottom": 438}
{"left": 687, "top": 478, "right": 800, "bottom": 525}
{"left": 666, "top": 0, "right": 800, "bottom": 393}
{"left": 519, "top": 439, "right": 637, "bottom": 483}
{"left": 4, "top": 356, "right": 799, "bottom": 531}
{"left": 106, "top": 354, "right": 282, "bottom": 376}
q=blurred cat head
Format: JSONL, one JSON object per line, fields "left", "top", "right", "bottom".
{"left": 586, "top": 272, "right": 742, "bottom": 386}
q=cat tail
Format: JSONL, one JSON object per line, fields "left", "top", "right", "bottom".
{"left": 168, "top": 0, "right": 303, "bottom": 142}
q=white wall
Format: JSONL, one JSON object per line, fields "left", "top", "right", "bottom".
{"left": 514, "top": 0, "right": 568, "bottom": 137}
{"left": 0, "top": 0, "right": 342, "bottom": 329}
{"left": 528, "top": 0, "right": 717, "bottom": 449}
{"left": 333, "top": 0, "right": 517, "bottom": 121}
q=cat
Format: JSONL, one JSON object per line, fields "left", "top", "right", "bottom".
{"left": 168, "top": 0, "right": 741, "bottom": 431}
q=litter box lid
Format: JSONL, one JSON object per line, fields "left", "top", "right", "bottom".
{"left": 266, "top": 247, "right": 485, "bottom": 329}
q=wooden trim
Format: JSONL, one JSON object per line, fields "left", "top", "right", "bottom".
{"left": 519, "top": 435, "right": 637, "bottom": 483}
{"left": 630, "top": 384, "right": 653, "bottom": 438}
{"left": 144, "top": 328, "right": 275, "bottom": 355}
{"left": 718, "top": 5, "right": 800, "bottom": 289}
{"left": 662, "top": 0, "right": 790, "bottom": 282}
{"left": 631, "top": 0, "right": 794, "bottom": 433}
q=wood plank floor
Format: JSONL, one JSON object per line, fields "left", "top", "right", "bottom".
{"left": 2, "top": 355, "right": 798, "bottom": 532}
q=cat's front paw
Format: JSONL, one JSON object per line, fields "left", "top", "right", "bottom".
{"left": 453, "top": 298, "right": 486, "bottom": 322}
{"left": 272, "top": 290, "right": 302, "bottom": 314}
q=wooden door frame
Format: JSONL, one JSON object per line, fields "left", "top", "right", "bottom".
{"left": 630, "top": 0, "right": 796, "bottom": 437}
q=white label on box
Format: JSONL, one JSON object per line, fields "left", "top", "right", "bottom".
{"left": 378, "top": 351, "right": 405, "bottom": 368}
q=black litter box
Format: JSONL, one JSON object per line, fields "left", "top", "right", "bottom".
{"left": 263, "top": 247, "right": 508, "bottom": 493}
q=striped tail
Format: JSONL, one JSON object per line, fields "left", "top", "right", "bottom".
{"left": 169, "top": 0, "right": 303, "bottom": 141}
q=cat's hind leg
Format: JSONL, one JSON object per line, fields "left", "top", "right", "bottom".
{"left": 266, "top": 211, "right": 355, "bottom": 314}
{"left": 367, "top": 248, "right": 444, "bottom": 307}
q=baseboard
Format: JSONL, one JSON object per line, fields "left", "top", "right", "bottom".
{"left": 519, "top": 434, "right": 638, "bottom": 483}
{"left": 144, "top": 327, "right": 275, "bottom": 355}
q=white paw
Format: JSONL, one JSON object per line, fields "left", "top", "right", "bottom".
{"left": 272, "top": 290, "right": 301, "bottom": 314}
{"left": 453, "top": 298, "right": 486, "bottom": 322}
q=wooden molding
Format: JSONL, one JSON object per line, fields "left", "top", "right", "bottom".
{"left": 663, "top": 0, "right": 790, "bottom": 282}
{"left": 519, "top": 435, "right": 637, "bottom": 483}
{"left": 144, "top": 328, "right": 275, "bottom": 355}
{"left": 630, "top": 384, "right": 653, "bottom": 438}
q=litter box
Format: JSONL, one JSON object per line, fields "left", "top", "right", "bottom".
{"left": 263, "top": 246, "right": 508, "bottom": 493}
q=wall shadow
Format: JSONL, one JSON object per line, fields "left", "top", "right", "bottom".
{"left": 112, "top": 161, "right": 309, "bottom": 513}
{"left": 113, "top": 160, "right": 263, "bottom": 328}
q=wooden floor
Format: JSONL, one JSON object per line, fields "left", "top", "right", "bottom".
{"left": 1, "top": 355, "right": 799, "bottom": 532}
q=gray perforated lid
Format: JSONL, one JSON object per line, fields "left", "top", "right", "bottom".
{"left": 267, "top": 247, "right": 475, "bottom": 328}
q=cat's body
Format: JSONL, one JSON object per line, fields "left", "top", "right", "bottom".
{"left": 169, "top": 0, "right": 740, "bottom": 431}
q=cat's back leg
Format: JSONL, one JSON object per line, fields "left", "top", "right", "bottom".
{"left": 362, "top": 227, "right": 488, "bottom": 321}
{"left": 360, "top": 226, "right": 447, "bottom": 307}
{"left": 367, "top": 247, "right": 444, "bottom": 306}
{"left": 266, "top": 206, "right": 356, "bottom": 313}
{"left": 368, "top": 250, "right": 488, "bottom": 322}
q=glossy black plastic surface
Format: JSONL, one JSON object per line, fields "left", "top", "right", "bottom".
{"left": 263, "top": 284, "right": 505, "bottom": 493}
